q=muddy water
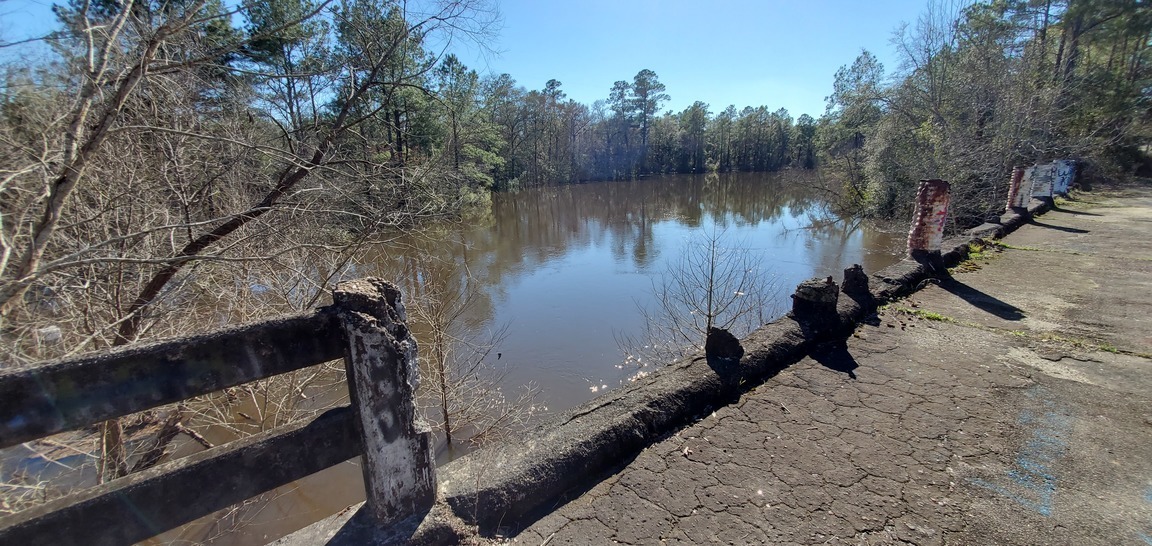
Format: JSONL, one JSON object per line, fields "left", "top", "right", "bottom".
{"left": 368, "top": 171, "right": 903, "bottom": 414}
{"left": 144, "top": 171, "right": 902, "bottom": 544}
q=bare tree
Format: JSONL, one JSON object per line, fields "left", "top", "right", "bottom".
{"left": 408, "top": 271, "right": 538, "bottom": 452}
{"left": 620, "top": 229, "right": 781, "bottom": 369}
{"left": 0, "top": 0, "right": 500, "bottom": 502}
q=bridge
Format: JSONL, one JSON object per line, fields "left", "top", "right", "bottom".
{"left": 2, "top": 169, "right": 1150, "bottom": 545}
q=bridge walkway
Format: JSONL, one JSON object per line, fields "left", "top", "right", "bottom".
{"left": 507, "top": 187, "right": 1152, "bottom": 545}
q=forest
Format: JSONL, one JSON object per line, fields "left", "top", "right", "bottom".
{"left": 821, "top": 0, "right": 1151, "bottom": 223}
{"left": 0, "top": 0, "right": 1148, "bottom": 526}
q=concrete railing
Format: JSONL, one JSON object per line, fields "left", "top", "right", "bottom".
{"left": 1007, "top": 160, "right": 1076, "bottom": 210}
{"left": 0, "top": 279, "right": 433, "bottom": 545}
{"left": 2, "top": 163, "right": 1080, "bottom": 544}
{"left": 909, "top": 159, "right": 1078, "bottom": 259}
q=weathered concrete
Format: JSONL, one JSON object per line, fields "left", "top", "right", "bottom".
{"left": 907, "top": 179, "right": 951, "bottom": 256}
{"left": 0, "top": 406, "right": 359, "bottom": 546}
{"left": 336, "top": 279, "right": 436, "bottom": 526}
{"left": 503, "top": 186, "right": 1152, "bottom": 545}
{"left": 1006, "top": 166, "right": 1027, "bottom": 210}
{"left": 790, "top": 277, "right": 841, "bottom": 336}
{"left": 705, "top": 327, "right": 744, "bottom": 362}
{"left": 0, "top": 310, "right": 343, "bottom": 448}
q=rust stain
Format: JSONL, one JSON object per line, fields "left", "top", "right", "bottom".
{"left": 907, "top": 179, "right": 951, "bottom": 254}
{"left": 1006, "top": 166, "right": 1026, "bottom": 210}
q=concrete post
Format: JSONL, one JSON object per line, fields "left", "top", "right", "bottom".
{"left": 1006, "top": 166, "right": 1027, "bottom": 211}
{"left": 790, "top": 277, "right": 840, "bottom": 335}
{"left": 1031, "top": 163, "right": 1055, "bottom": 198}
{"left": 1054, "top": 160, "right": 1075, "bottom": 195}
{"left": 841, "top": 264, "right": 872, "bottom": 307}
{"left": 333, "top": 278, "right": 434, "bottom": 526}
{"left": 907, "top": 179, "right": 951, "bottom": 258}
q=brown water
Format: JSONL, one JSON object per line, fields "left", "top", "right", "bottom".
{"left": 143, "top": 171, "right": 903, "bottom": 544}
{"left": 365, "top": 170, "right": 902, "bottom": 414}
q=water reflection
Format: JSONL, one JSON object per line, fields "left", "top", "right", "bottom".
{"left": 366, "top": 171, "right": 901, "bottom": 414}
{"left": 146, "top": 170, "right": 901, "bottom": 546}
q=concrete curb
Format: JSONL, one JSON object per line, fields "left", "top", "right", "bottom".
{"left": 435, "top": 197, "right": 1052, "bottom": 534}
{"left": 274, "top": 197, "right": 1054, "bottom": 544}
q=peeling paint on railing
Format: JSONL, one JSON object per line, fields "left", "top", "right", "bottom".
{"left": 907, "top": 179, "right": 951, "bottom": 256}
{"left": 1007, "top": 166, "right": 1028, "bottom": 210}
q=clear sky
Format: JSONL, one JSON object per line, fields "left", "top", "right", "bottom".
{"left": 454, "top": 0, "right": 933, "bottom": 119}
{"left": 1, "top": 0, "right": 935, "bottom": 119}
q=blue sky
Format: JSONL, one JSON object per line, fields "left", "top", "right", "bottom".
{"left": 1, "top": 0, "right": 933, "bottom": 118}
{"left": 454, "top": 0, "right": 932, "bottom": 118}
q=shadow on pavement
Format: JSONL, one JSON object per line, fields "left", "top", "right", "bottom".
{"left": 1051, "top": 205, "right": 1102, "bottom": 217}
{"left": 812, "top": 340, "right": 859, "bottom": 380}
{"left": 1029, "top": 219, "right": 1091, "bottom": 233}
{"left": 938, "top": 276, "right": 1026, "bottom": 321}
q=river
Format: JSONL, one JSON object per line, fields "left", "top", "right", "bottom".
{"left": 153, "top": 170, "right": 903, "bottom": 544}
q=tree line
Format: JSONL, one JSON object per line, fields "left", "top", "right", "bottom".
{"left": 1, "top": 0, "right": 1145, "bottom": 526}
{"left": 476, "top": 70, "right": 818, "bottom": 189}
{"left": 818, "top": 0, "right": 1150, "bottom": 225}
{"left": 0, "top": 0, "right": 823, "bottom": 364}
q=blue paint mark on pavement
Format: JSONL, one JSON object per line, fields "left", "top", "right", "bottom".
{"left": 969, "top": 389, "right": 1069, "bottom": 517}
{"left": 1140, "top": 487, "right": 1152, "bottom": 544}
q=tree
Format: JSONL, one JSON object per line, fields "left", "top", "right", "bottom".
{"left": 435, "top": 54, "right": 504, "bottom": 191}
{"left": 607, "top": 79, "right": 633, "bottom": 177}
{"left": 0, "top": 0, "right": 500, "bottom": 485}
{"left": 409, "top": 279, "right": 537, "bottom": 451}
{"left": 482, "top": 73, "right": 527, "bottom": 188}
{"left": 630, "top": 68, "right": 669, "bottom": 173}
{"left": 243, "top": 0, "right": 330, "bottom": 135}
{"left": 815, "top": 0, "right": 1150, "bottom": 224}
{"left": 621, "top": 230, "right": 779, "bottom": 365}
{"left": 678, "top": 101, "right": 710, "bottom": 173}
{"left": 819, "top": 49, "right": 885, "bottom": 207}
{"left": 792, "top": 113, "right": 817, "bottom": 169}
{"left": 709, "top": 105, "right": 737, "bottom": 172}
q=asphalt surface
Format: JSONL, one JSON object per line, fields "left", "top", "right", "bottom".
{"left": 505, "top": 187, "right": 1152, "bottom": 545}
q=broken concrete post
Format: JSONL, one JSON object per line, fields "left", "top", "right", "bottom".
{"left": 333, "top": 278, "right": 434, "bottom": 527}
{"left": 841, "top": 264, "right": 873, "bottom": 307}
{"left": 705, "top": 327, "right": 744, "bottom": 362}
{"left": 790, "top": 277, "right": 840, "bottom": 335}
{"left": 907, "top": 179, "right": 951, "bottom": 269}
{"left": 1006, "top": 166, "right": 1028, "bottom": 211}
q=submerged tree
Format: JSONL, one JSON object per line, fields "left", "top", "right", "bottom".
{"left": 620, "top": 230, "right": 780, "bottom": 368}
{"left": 409, "top": 278, "right": 538, "bottom": 451}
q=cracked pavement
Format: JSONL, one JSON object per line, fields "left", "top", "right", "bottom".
{"left": 504, "top": 187, "right": 1152, "bottom": 545}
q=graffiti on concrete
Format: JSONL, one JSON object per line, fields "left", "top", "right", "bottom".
{"left": 1008, "top": 160, "right": 1076, "bottom": 211}
{"left": 1053, "top": 160, "right": 1076, "bottom": 195}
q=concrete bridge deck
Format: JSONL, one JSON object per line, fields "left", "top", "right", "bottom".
{"left": 506, "top": 187, "right": 1152, "bottom": 545}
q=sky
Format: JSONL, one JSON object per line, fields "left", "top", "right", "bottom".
{"left": 1, "top": 0, "right": 933, "bottom": 119}
{"left": 451, "top": 0, "right": 932, "bottom": 118}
